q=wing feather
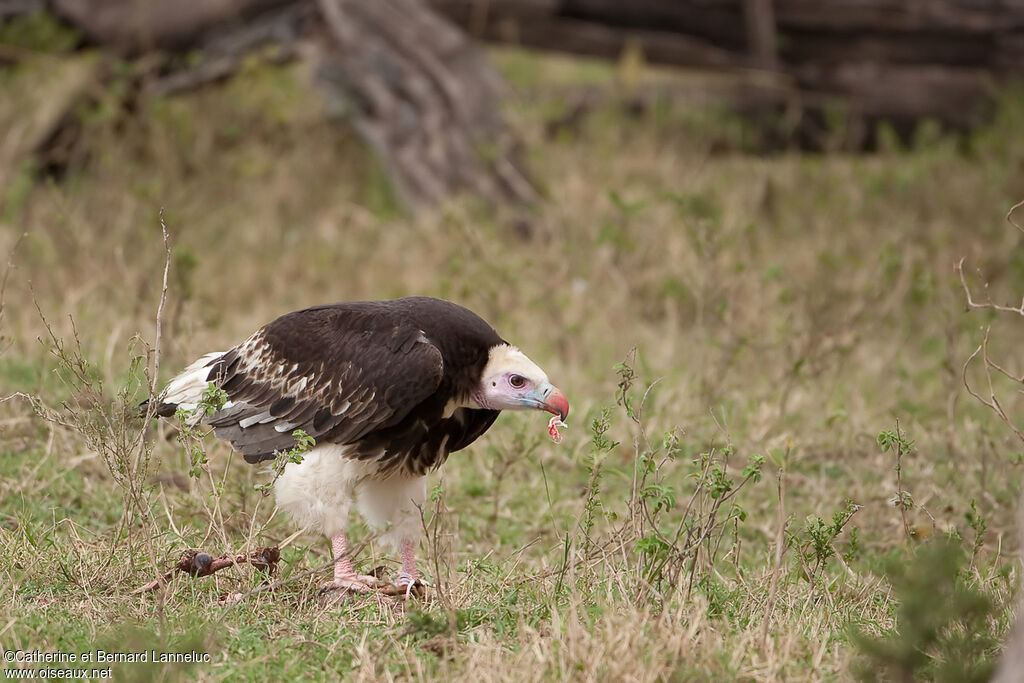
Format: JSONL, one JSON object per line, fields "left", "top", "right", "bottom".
{"left": 202, "top": 304, "right": 444, "bottom": 462}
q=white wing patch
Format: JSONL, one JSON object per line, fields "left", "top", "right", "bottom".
{"left": 219, "top": 329, "right": 379, "bottom": 439}
{"left": 239, "top": 412, "right": 273, "bottom": 429}
{"left": 233, "top": 330, "right": 323, "bottom": 414}
{"left": 160, "top": 350, "right": 226, "bottom": 419}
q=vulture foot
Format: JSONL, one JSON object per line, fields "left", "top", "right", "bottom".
{"left": 379, "top": 572, "right": 428, "bottom": 599}
{"left": 319, "top": 574, "right": 381, "bottom": 594}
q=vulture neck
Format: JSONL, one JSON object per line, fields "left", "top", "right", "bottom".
{"left": 443, "top": 395, "right": 481, "bottom": 418}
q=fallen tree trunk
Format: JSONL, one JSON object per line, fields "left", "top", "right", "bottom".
{"left": 433, "top": 0, "right": 1024, "bottom": 47}
{"left": 3, "top": 0, "right": 1023, "bottom": 208}
{"left": 51, "top": 0, "right": 293, "bottom": 50}
{"left": 5, "top": 0, "right": 538, "bottom": 212}
{"left": 315, "top": 0, "right": 536, "bottom": 208}
{"left": 430, "top": 0, "right": 1020, "bottom": 141}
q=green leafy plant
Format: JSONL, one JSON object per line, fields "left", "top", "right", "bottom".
{"left": 791, "top": 498, "right": 862, "bottom": 582}
{"left": 609, "top": 353, "right": 766, "bottom": 601}
{"left": 254, "top": 429, "right": 316, "bottom": 495}
{"left": 852, "top": 539, "right": 1003, "bottom": 683}
{"left": 581, "top": 409, "right": 617, "bottom": 542}
{"left": 964, "top": 500, "right": 988, "bottom": 566}
{"left": 174, "top": 383, "right": 228, "bottom": 479}
{"left": 879, "top": 423, "right": 917, "bottom": 539}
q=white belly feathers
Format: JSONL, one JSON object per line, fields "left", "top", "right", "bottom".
{"left": 272, "top": 443, "right": 427, "bottom": 551}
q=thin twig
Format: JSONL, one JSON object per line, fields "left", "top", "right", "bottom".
{"left": 151, "top": 209, "right": 172, "bottom": 398}
{"left": 759, "top": 465, "right": 787, "bottom": 647}
{"left": 957, "top": 257, "right": 1024, "bottom": 317}
{"left": 0, "top": 231, "right": 27, "bottom": 331}
{"left": 894, "top": 419, "right": 912, "bottom": 540}
{"left": 1007, "top": 199, "right": 1024, "bottom": 235}
{"left": 962, "top": 328, "right": 1024, "bottom": 444}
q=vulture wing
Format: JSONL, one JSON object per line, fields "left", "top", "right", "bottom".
{"left": 203, "top": 304, "right": 444, "bottom": 463}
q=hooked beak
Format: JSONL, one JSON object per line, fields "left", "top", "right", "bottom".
{"left": 522, "top": 382, "right": 569, "bottom": 421}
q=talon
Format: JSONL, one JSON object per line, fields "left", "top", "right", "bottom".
{"left": 385, "top": 573, "right": 427, "bottom": 599}
{"left": 396, "top": 572, "right": 416, "bottom": 599}
{"left": 321, "top": 574, "right": 381, "bottom": 593}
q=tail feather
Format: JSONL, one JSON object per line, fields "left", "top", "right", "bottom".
{"left": 145, "top": 351, "right": 226, "bottom": 423}
{"left": 137, "top": 398, "right": 180, "bottom": 418}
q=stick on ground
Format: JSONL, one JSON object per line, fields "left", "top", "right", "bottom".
{"left": 132, "top": 546, "right": 281, "bottom": 594}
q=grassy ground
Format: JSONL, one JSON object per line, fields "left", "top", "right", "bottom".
{"left": 4, "top": 43, "right": 1024, "bottom": 681}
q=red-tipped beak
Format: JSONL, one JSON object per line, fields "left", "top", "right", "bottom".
{"left": 543, "top": 386, "right": 570, "bottom": 422}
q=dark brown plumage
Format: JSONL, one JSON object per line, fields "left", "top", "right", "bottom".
{"left": 159, "top": 297, "right": 504, "bottom": 475}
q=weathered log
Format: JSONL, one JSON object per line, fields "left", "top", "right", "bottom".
{"left": 777, "top": 0, "right": 1024, "bottom": 33}
{"left": 796, "top": 62, "right": 995, "bottom": 130}
{"left": 315, "top": 0, "right": 536, "bottom": 208}
{"left": 51, "top": 0, "right": 294, "bottom": 51}
{"left": 993, "top": 501, "right": 1024, "bottom": 682}
{"left": 438, "top": 0, "right": 1024, "bottom": 37}
{"left": 4, "top": 0, "right": 539, "bottom": 212}
{"left": 144, "top": 3, "right": 315, "bottom": 96}
{"left": 4, "top": 0, "right": 1024, "bottom": 172}
{"left": 744, "top": 0, "right": 779, "bottom": 69}
{"left": 427, "top": 0, "right": 1017, "bottom": 146}
{"left": 485, "top": 14, "right": 753, "bottom": 70}
{"left": 0, "top": 53, "right": 98, "bottom": 191}
{"left": 0, "top": 0, "right": 45, "bottom": 21}
{"left": 779, "top": 30, "right": 994, "bottom": 68}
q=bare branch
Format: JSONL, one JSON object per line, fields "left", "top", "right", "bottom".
{"left": 757, "top": 471, "right": 787, "bottom": 644}
{"left": 962, "top": 328, "right": 1024, "bottom": 445}
{"left": 0, "top": 230, "right": 27, "bottom": 332}
{"left": 1008, "top": 199, "right": 1024, "bottom": 235}
{"left": 132, "top": 547, "right": 281, "bottom": 594}
{"left": 957, "top": 257, "right": 1024, "bottom": 317}
{"left": 151, "top": 209, "right": 172, "bottom": 398}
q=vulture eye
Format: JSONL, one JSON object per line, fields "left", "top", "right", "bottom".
{"left": 509, "top": 374, "right": 526, "bottom": 389}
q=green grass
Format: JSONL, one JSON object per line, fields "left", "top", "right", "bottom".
{"left": 3, "top": 49, "right": 1024, "bottom": 680}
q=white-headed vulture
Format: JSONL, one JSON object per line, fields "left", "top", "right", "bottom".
{"left": 155, "top": 297, "right": 569, "bottom": 595}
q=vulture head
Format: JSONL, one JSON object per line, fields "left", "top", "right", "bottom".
{"left": 472, "top": 344, "right": 570, "bottom": 421}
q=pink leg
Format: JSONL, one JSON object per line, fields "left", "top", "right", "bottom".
{"left": 396, "top": 538, "right": 418, "bottom": 588}
{"left": 332, "top": 534, "right": 354, "bottom": 583}
{"left": 324, "top": 532, "right": 380, "bottom": 592}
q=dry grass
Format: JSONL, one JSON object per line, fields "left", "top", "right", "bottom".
{"left": 3, "top": 48, "right": 1024, "bottom": 680}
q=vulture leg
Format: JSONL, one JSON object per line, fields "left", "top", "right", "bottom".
{"left": 355, "top": 474, "right": 428, "bottom": 597}
{"left": 325, "top": 532, "right": 380, "bottom": 592}
{"left": 378, "top": 537, "right": 427, "bottom": 599}
{"left": 396, "top": 538, "right": 418, "bottom": 589}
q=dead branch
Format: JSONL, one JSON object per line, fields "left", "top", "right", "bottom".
{"left": 131, "top": 546, "right": 281, "bottom": 594}
{"left": 959, "top": 198, "right": 1024, "bottom": 680}
{"left": 759, "top": 464, "right": 787, "bottom": 647}
{"left": 957, "top": 257, "right": 1024, "bottom": 318}
{"left": 315, "top": 0, "right": 537, "bottom": 210}
{"left": 5, "top": 0, "right": 538, "bottom": 214}
{"left": 962, "top": 328, "right": 1024, "bottom": 445}
{"left": 957, "top": 219, "right": 1024, "bottom": 443}
{"left": 1007, "top": 199, "right": 1024, "bottom": 235}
